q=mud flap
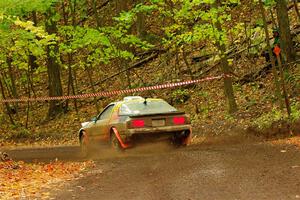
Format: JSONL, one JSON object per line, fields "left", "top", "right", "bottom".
{"left": 112, "top": 127, "right": 130, "bottom": 149}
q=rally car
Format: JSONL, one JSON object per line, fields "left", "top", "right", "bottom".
{"left": 79, "top": 96, "right": 192, "bottom": 155}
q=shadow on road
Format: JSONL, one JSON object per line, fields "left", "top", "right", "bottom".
{"left": 2, "top": 134, "right": 264, "bottom": 163}
{"left": 3, "top": 141, "right": 179, "bottom": 163}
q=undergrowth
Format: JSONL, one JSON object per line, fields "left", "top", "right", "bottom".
{"left": 252, "top": 101, "right": 300, "bottom": 130}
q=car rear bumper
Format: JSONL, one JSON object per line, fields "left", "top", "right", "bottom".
{"left": 127, "top": 125, "right": 192, "bottom": 135}
{"left": 116, "top": 125, "right": 192, "bottom": 148}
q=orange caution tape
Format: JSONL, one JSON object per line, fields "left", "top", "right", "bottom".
{"left": 0, "top": 74, "right": 229, "bottom": 103}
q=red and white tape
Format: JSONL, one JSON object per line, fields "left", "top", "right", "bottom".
{"left": 0, "top": 75, "right": 227, "bottom": 103}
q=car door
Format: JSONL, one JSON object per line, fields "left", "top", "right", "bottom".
{"left": 91, "top": 104, "right": 115, "bottom": 142}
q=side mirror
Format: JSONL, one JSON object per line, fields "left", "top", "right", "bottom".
{"left": 91, "top": 117, "right": 97, "bottom": 123}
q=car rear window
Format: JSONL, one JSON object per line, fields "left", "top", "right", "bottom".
{"left": 119, "top": 100, "right": 177, "bottom": 115}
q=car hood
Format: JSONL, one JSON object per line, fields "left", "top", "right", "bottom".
{"left": 81, "top": 121, "right": 92, "bottom": 128}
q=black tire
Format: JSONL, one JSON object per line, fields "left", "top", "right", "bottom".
{"left": 110, "top": 132, "right": 123, "bottom": 151}
{"left": 172, "top": 137, "right": 182, "bottom": 147}
{"left": 80, "top": 133, "right": 89, "bottom": 158}
{"left": 172, "top": 136, "right": 187, "bottom": 148}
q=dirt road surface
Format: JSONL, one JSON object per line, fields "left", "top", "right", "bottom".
{"left": 6, "top": 141, "right": 300, "bottom": 200}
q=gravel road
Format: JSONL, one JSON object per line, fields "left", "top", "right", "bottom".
{"left": 26, "top": 141, "right": 300, "bottom": 200}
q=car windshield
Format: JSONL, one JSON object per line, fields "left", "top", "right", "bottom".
{"left": 119, "top": 100, "right": 177, "bottom": 115}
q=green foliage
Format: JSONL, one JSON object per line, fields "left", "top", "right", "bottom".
{"left": 144, "top": 0, "right": 241, "bottom": 52}
{"left": 195, "top": 91, "right": 211, "bottom": 116}
{"left": 0, "top": 108, "right": 4, "bottom": 124}
{"left": 253, "top": 101, "right": 300, "bottom": 130}
{"left": 285, "top": 67, "right": 300, "bottom": 89}
{"left": 0, "top": 0, "right": 243, "bottom": 92}
{"left": 253, "top": 107, "right": 283, "bottom": 129}
{"left": 0, "top": 0, "right": 59, "bottom": 86}
{"left": 262, "top": 0, "right": 276, "bottom": 7}
{"left": 0, "top": 0, "right": 58, "bottom": 15}
{"left": 0, "top": 0, "right": 156, "bottom": 88}
{"left": 114, "top": 3, "right": 157, "bottom": 29}
{"left": 0, "top": 0, "right": 298, "bottom": 144}
{"left": 171, "top": 89, "right": 190, "bottom": 104}
{"left": 14, "top": 19, "right": 56, "bottom": 42}
{"left": 224, "top": 113, "right": 235, "bottom": 122}
{"left": 10, "top": 128, "right": 31, "bottom": 139}
{"left": 291, "top": 101, "right": 300, "bottom": 122}
{"left": 249, "top": 26, "right": 266, "bottom": 55}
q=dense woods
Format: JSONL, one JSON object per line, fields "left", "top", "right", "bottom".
{"left": 0, "top": 0, "right": 299, "bottom": 143}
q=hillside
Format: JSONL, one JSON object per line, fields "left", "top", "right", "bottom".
{"left": 0, "top": 0, "right": 299, "bottom": 147}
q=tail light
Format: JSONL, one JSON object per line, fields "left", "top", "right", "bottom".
{"left": 173, "top": 116, "right": 185, "bottom": 125}
{"left": 131, "top": 119, "right": 145, "bottom": 128}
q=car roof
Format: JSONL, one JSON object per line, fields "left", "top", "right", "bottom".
{"left": 108, "top": 97, "right": 166, "bottom": 109}
{"left": 121, "top": 98, "right": 163, "bottom": 103}
{"left": 110, "top": 97, "right": 163, "bottom": 105}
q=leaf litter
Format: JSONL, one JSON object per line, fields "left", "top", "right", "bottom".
{"left": 0, "top": 159, "right": 95, "bottom": 199}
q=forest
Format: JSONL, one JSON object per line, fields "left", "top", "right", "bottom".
{"left": 0, "top": 0, "right": 300, "bottom": 199}
{"left": 0, "top": 0, "right": 299, "bottom": 144}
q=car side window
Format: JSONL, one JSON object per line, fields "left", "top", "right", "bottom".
{"left": 98, "top": 105, "right": 114, "bottom": 120}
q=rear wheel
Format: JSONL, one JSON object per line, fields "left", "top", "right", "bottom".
{"left": 172, "top": 131, "right": 190, "bottom": 147}
{"left": 172, "top": 136, "right": 184, "bottom": 147}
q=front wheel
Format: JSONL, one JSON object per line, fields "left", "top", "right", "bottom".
{"left": 80, "top": 132, "right": 90, "bottom": 157}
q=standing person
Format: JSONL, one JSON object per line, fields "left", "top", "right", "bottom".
{"left": 263, "top": 28, "right": 280, "bottom": 64}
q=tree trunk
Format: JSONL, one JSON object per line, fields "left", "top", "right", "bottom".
{"left": 276, "top": 0, "right": 296, "bottom": 63}
{"left": 182, "top": 47, "right": 194, "bottom": 79}
{"left": 62, "top": 0, "right": 78, "bottom": 114}
{"left": 29, "top": 11, "right": 39, "bottom": 71}
{"left": 116, "top": 0, "right": 132, "bottom": 88}
{"left": 45, "top": 9, "right": 64, "bottom": 119}
{"left": 136, "top": 0, "right": 146, "bottom": 38}
{"left": 85, "top": 65, "right": 100, "bottom": 113}
{"left": 0, "top": 75, "right": 15, "bottom": 125}
{"left": 175, "top": 49, "right": 180, "bottom": 79}
{"left": 71, "top": 0, "right": 77, "bottom": 26}
{"left": 67, "top": 54, "right": 78, "bottom": 113}
{"left": 6, "top": 55, "right": 18, "bottom": 111}
{"left": 92, "top": 0, "right": 101, "bottom": 27}
{"left": 276, "top": 55, "right": 291, "bottom": 117}
{"left": 28, "top": 12, "right": 38, "bottom": 97}
{"left": 259, "top": 0, "right": 283, "bottom": 108}
{"left": 28, "top": 69, "right": 36, "bottom": 98}
{"left": 116, "top": 0, "right": 127, "bottom": 14}
{"left": 218, "top": 46, "right": 238, "bottom": 114}
{"left": 294, "top": 0, "right": 300, "bottom": 21}
{"left": 25, "top": 66, "right": 31, "bottom": 129}
{"left": 73, "top": 67, "right": 79, "bottom": 98}
{"left": 2, "top": 73, "right": 13, "bottom": 98}
{"left": 214, "top": 0, "right": 238, "bottom": 114}
{"left": 125, "top": 62, "right": 131, "bottom": 88}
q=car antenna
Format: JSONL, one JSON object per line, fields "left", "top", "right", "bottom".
{"left": 144, "top": 97, "right": 148, "bottom": 105}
